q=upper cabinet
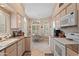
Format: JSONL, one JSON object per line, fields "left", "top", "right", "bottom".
{"left": 11, "top": 13, "right": 22, "bottom": 29}
{"left": 53, "top": 3, "right": 69, "bottom": 16}
{"left": 60, "top": 9, "right": 66, "bottom": 17}
{"left": 55, "top": 14, "right": 61, "bottom": 29}
{"left": 6, "top": 3, "right": 25, "bottom": 16}
{"left": 53, "top": 3, "right": 78, "bottom": 28}
{"left": 77, "top": 4, "right": 79, "bottom": 10}
{"left": 11, "top": 13, "right": 17, "bottom": 29}
{"left": 0, "top": 4, "right": 24, "bottom": 29}
{"left": 66, "top": 4, "right": 77, "bottom": 14}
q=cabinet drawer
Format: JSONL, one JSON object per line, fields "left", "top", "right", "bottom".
{"left": 67, "top": 48, "right": 78, "bottom": 56}
{"left": 6, "top": 43, "right": 17, "bottom": 54}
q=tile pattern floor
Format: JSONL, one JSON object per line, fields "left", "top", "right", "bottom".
{"left": 23, "top": 38, "right": 53, "bottom": 56}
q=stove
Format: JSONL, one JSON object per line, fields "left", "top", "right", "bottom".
{"left": 66, "top": 33, "right": 79, "bottom": 43}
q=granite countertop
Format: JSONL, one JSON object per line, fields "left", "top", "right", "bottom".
{"left": 0, "top": 36, "right": 25, "bottom": 51}
{"left": 54, "top": 38, "right": 78, "bottom": 45}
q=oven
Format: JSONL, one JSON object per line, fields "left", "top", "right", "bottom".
{"left": 54, "top": 40, "right": 66, "bottom": 56}
{"left": 54, "top": 37, "right": 79, "bottom": 56}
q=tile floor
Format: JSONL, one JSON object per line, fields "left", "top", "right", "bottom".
{"left": 23, "top": 39, "right": 53, "bottom": 56}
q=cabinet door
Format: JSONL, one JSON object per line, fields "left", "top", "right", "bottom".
{"left": 67, "top": 4, "right": 76, "bottom": 14}
{"left": 25, "top": 37, "right": 31, "bottom": 51}
{"left": 17, "top": 39, "right": 23, "bottom": 56}
{"left": 11, "top": 14, "right": 17, "bottom": 28}
{"left": 60, "top": 9, "right": 66, "bottom": 17}
{"left": 22, "top": 38, "right": 26, "bottom": 53}
{"left": 77, "top": 4, "right": 79, "bottom": 32}
{"left": 77, "top": 3, "right": 79, "bottom": 10}
{"left": 67, "top": 48, "right": 78, "bottom": 56}
{"left": 5, "top": 43, "right": 17, "bottom": 56}
{"left": 0, "top": 50, "right": 5, "bottom": 56}
{"left": 6, "top": 49, "right": 17, "bottom": 56}
{"left": 55, "top": 14, "right": 60, "bottom": 29}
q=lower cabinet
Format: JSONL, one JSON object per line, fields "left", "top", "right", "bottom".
{"left": 0, "top": 50, "right": 5, "bottom": 56}
{"left": 67, "top": 48, "right": 78, "bottom": 56}
{"left": 0, "top": 37, "right": 29, "bottom": 56}
{"left": 17, "top": 39, "right": 23, "bottom": 56}
{"left": 5, "top": 43, "right": 17, "bottom": 56}
{"left": 22, "top": 38, "right": 26, "bottom": 53}
{"left": 25, "top": 37, "right": 31, "bottom": 51}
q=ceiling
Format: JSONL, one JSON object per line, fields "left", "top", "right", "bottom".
{"left": 23, "top": 3, "right": 56, "bottom": 19}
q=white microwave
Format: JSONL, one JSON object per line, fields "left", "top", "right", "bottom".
{"left": 60, "top": 11, "right": 77, "bottom": 27}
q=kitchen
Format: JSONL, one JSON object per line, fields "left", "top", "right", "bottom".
{"left": 0, "top": 3, "right": 79, "bottom": 56}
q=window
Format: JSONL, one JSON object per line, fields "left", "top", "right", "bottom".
{"left": 0, "top": 9, "right": 10, "bottom": 34}
{"left": 0, "top": 10, "right": 5, "bottom": 33}
{"left": 43, "top": 24, "right": 49, "bottom": 36}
